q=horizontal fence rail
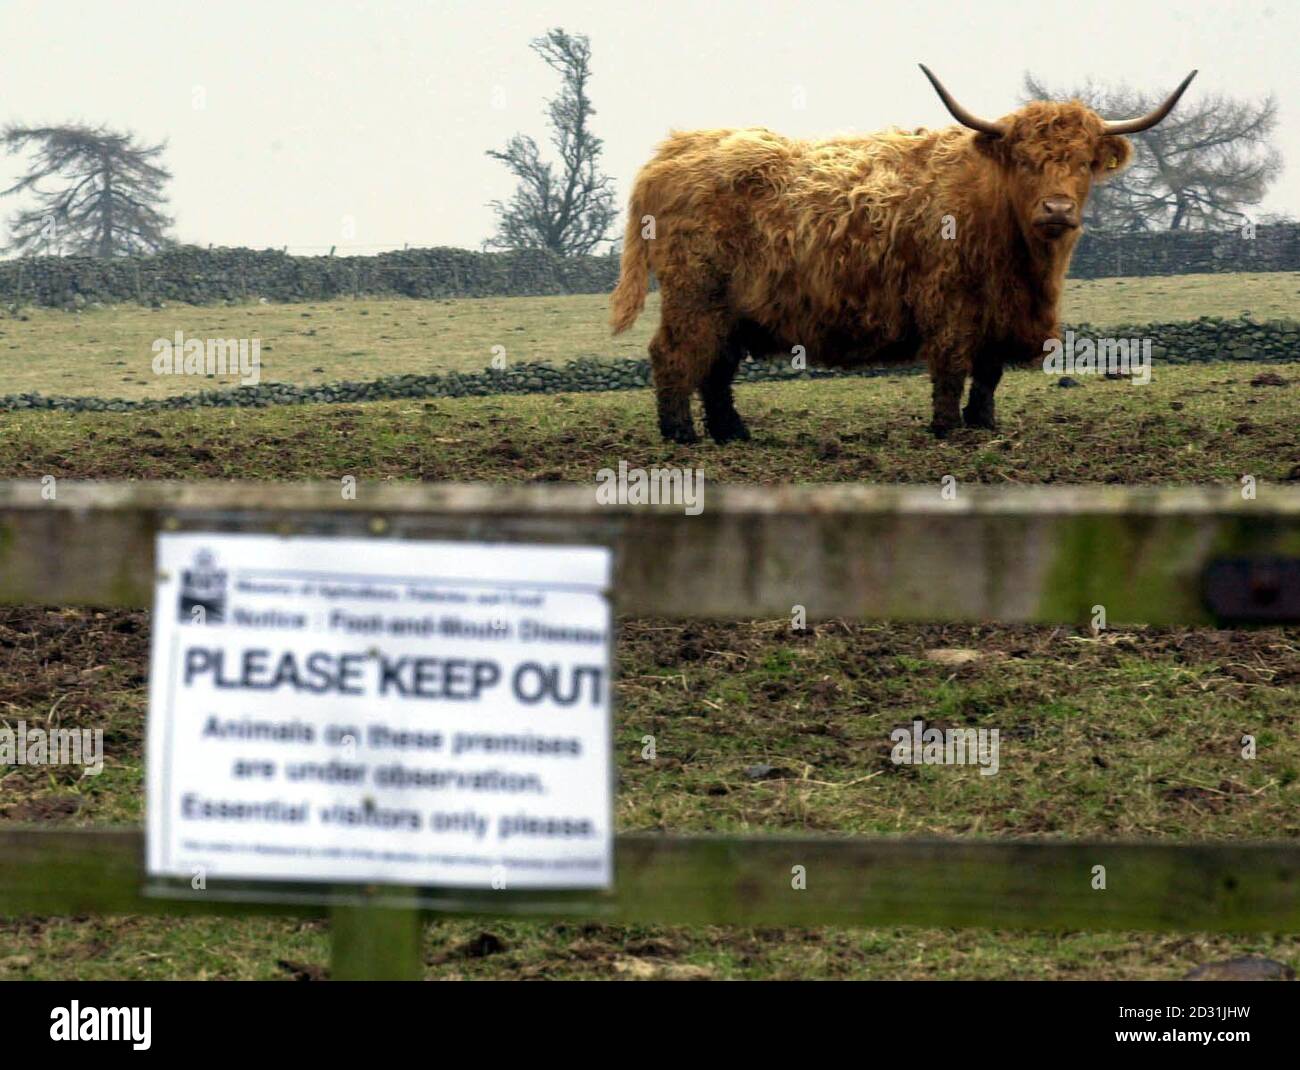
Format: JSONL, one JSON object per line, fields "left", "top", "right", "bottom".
{"left": 3, "top": 830, "right": 1299, "bottom": 933}
{"left": 0, "top": 481, "right": 1298, "bottom": 623}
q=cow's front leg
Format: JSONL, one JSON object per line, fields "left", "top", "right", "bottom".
{"left": 963, "top": 350, "right": 1003, "bottom": 430}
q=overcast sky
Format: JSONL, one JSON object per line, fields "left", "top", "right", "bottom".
{"left": 1, "top": 0, "right": 1295, "bottom": 255}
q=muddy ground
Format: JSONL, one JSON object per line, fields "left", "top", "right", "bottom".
{"left": 2, "top": 606, "right": 1297, "bottom": 979}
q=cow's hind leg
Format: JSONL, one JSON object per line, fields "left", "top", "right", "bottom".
{"left": 648, "top": 324, "right": 699, "bottom": 444}
{"left": 648, "top": 292, "right": 730, "bottom": 445}
{"left": 963, "top": 349, "right": 1003, "bottom": 430}
{"left": 700, "top": 337, "right": 750, "bottom": 444}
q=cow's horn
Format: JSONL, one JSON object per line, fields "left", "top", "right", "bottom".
{"left": 918, "top": 64, "right": 1004, "bottom": 137}
{"left": 1103, "top": 71, "right": 1198, "bottom": 135}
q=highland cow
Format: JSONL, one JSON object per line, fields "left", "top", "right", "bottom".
{"left": 609, "top": 66, "right": 1196, "bottom": 443}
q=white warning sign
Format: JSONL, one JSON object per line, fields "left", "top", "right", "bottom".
{"left": 146, "top": 532, "right": 612, "bottom": 889}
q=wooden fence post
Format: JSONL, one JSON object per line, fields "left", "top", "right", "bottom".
{"left": 330, "top": 892, "right": 422, "bottom": 980}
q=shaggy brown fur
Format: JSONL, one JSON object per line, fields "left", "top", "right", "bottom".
{"left": 610, "top": 101, "right": 1136, "bottom": 442}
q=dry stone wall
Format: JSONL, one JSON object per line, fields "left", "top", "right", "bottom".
{"left": 1, "top": 226, "right": 1297, "bottom": 309}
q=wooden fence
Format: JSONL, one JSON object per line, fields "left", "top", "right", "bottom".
{"left": 1, "top": 480, "right": 1298, "bottom": 978}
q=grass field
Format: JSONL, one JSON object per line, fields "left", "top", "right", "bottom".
{"left": 0, "top": 270, "right": 1297, "bottom": 400}
{"left": 2, "top": 609, "right": 1297, "bottom": 979}
{"left": 0, "top": 287, "right": 1298, "bottom": 981}
{"left": 0, "top": 363, "right": 1294, "bottom": 484}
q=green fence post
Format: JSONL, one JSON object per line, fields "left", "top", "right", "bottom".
{"left": 330, "top": 890, "right": 423, "bottom": 980}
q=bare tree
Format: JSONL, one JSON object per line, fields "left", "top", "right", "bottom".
{"left": 484, "top": 28, "right": 617, "bottom": 256}
{"left": 1023, "top": 74, "right": 1282, "bottom": 232}
{"left": 2, "top": 124, "right": 174, "bottom": 256}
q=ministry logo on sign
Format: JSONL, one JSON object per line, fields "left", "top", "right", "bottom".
{"left": 179, "top": 549, "right": 227, "bottom": 624}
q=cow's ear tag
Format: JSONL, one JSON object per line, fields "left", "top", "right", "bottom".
{"left": 1106, "top": 156, "right": 1119, "bottom": 170}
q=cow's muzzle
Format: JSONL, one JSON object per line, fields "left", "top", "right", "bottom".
{"left": 1033, "top": 197, "right": 1080, "bottom": 240}
{"left": 1034, "top": 218, "right": 1079, "bottom": 240}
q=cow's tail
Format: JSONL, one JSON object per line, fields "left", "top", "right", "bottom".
{"left": 609, "top": 207, "right": 649, "bottom": 335}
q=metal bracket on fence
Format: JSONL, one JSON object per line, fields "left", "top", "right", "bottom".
{"left": 1202, "top": 556, "right": 1300, "bottom": 624}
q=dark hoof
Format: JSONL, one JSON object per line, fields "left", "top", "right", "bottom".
{"left": 706, "top": 418, "right": 751, "bottom": 444}
{"left": 930, "top": 420, "right": 959, "bottom": 439}
{"left": 660, "top": 424, "right": 700, "bottom": 445}
{"left": 962, "top": 406, "right": 997, "bottom": 431}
